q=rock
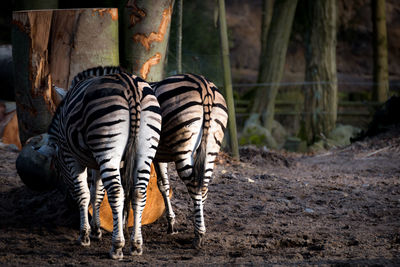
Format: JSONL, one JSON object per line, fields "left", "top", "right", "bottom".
{"left": 328, "top": 124, "right": 361, "bottom": 147}
{"left": 270, "top": 120, "right": 288, "bottom": 149}
{"left": 239, "top": 121, "right": 278, "bottom": 149}
{"left": 283, "top": 137, "right": 307, "bottom": 152}
{"left": 304, "top": 208, "right": 314, "bottom": 213}
{"left": 309, "top": 140, "right": 327, "bottom": 153}
{"left": 353, "top": 96, "right": 400, "bottom": 141}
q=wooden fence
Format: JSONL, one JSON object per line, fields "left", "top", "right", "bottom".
{"left": 232, "top": 85, "right": 385, "bottom": 134}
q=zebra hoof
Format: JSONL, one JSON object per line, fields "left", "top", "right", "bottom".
{"left": 77, "top": 233, "right": 90, "bottom": 247}
{"left": 192, "top": 233, "right": 204, "bottom": 249}
{"left": 130, "top": 247, "right": 143, "bottom": 256}
{"left": 109, "top": 247, "right": 124, "bottom": 260}
{"left": 167, "top": 217, "right": 178, "bottom": 234}
{"left": 90, "top": 228, "right": 102, "bottom": 241}
{"left": 167, "top": 221, "right": 178, "bottom": 235}
{"left": 130, "top": 241, "right": 143, "bottom": 256}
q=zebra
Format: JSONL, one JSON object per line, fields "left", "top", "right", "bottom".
{"left": 148, "top": 73, "right": 228, "bottom": 252}
{"left": 40, "top": 66, "right": 162, "bottom": 259}
{"left": 66, "top": 69, "right": 228, "bottom": 255}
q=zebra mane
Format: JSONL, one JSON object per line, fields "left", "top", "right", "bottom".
{"left": 70, "top": 66, "right": 123, "bottom": 89}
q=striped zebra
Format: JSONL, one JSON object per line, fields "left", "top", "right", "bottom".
{"left": 65, "top": 69, "right": 228, "bottom": 255}
{"left": 149, "top": 73, "right": 228, "bottom": 251}
{"left": 42, "top": 67, "right": 161, "bottom": 259}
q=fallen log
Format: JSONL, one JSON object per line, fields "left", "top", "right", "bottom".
{"left": 0, "top": 101, "right": 21, "bottom": 150}
{"left": 89, "top": 164, "right": 172, "bottom": 231}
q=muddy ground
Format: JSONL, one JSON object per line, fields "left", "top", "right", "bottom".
{"left": 0, "top": 128, "right": 399, "bottom": 266}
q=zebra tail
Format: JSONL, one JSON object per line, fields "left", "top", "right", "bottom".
{"left": 193, "top": 136, "right": 206, "bottom": 192}
{"left": 193, "top": 104, "right": 211, "bottom": 192}
{"left": 122, "top": 129, "right": 137, "bottom": 229}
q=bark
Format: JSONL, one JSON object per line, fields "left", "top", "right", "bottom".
{"left": 121, "top": 0, "right": 174, "bottom": 82}
{"left": 303, "top": 0, "right": 338, "bottom": 144}
{"left": 12, "top": 9, "right": 119, "bottom": 144}
{"left": 257, "top": 0, "right": 274, "bottom": 88}
{"left": 218, "top": 0, "right": 239, "bottom": 159}
{"left": 251, "top": 0, "right": 298, "bottom": 130}
{"left": 176, "top": 0, "right": 183, "bottom": 73}
{"left": 372, "top": 0, "right": 389, "bottom": 103}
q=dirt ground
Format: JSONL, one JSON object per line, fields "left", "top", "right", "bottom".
{"left": 0, "top": 128, "right": 399, "bottom": 266}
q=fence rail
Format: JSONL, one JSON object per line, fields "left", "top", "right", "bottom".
{"left": 234, "top": 99, "right": 381, "bottom": 117}
{"left": 230, "top": 80, "right": 396, "bottom": 132}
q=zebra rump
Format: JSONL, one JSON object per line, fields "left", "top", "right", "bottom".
{"left": 45, "top": 66, "right": 161, "bottom": 259}
{"left": 150, "top": 73, "right": 228, "bottom": 250}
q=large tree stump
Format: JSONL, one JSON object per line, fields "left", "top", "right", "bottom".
{"left": 12, "top": 8, "right": 119, "bottom": 144}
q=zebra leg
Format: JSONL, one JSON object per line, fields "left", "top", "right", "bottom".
{"left": 67, "top": 163, "right": 91, "bottom": 247}
{"left": 154, "top": 162, "right": 177, "bottom": 234}
{"left": 129, "top": 97, "right": 161, "bottom": 256}
{"left": 90, "top": 169, "right": 105, "bottom": 241}
{"left": 130, "top": 161, "right": 151, "bottom": 256}
{"left": 99, "top": 161, "right": 125, "bottom": 260}
{"left": 175, "top": 157, "right": 206, "bottom": 249}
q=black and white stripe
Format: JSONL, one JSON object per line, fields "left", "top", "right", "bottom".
{"left": 75, "top": 69, "right": 228, "bottom": 254}
{"left": 47, "top": 67, "right": 161, "bottom": 259}
{"left": 151, "top": 73, "right": 228, "bottom": 249}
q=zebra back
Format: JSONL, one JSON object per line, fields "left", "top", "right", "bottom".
{"left": 152, "top": 73, "right": 228, "bottom": 190}
{"left": 70, "top": 66, "right": 122, "bottom": 89}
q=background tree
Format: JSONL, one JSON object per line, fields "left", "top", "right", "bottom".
{"left": 166, "top": 0, "right": 221, "bottom": 83}
{"left": 250, "top": 0, "right": 298, "bottom": 130}
{"left": 372, "top": 0, "right": 389, "bottom": 103}
{"left": 175, "top": 0, "right": 183, "bottom": 73}
{"left": 218, "top": 0, "right": 239, "bottom": 159}
{"left": 257, "top": 0, "right": 274, "bottom": 90}
{"left": 303, "top": 0, "right": 338, "bottom": 145}
{"left": 121, "top": 0, "right": 174, "bottom": 82}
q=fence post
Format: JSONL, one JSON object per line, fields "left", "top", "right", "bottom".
{"left": 218, "top": 0, "right": 239, "bottom": 159}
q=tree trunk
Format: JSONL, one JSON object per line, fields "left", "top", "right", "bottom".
{"left": 218, "top": 0, "right": 239, "bottom": 159}
{"left": 12, "top": 8, "right": 119, "bottom": 145}
{"left": 121, "top": 0, "right": 174, "bottom": 82}
{"left": 176, "top": 0, "right": 183, "bottom": 74}
{"left": 251, "top": 0, "right": 298, "bottom": 130}
{"left": 372, "top": 0, "right": 389, "bottom": 103}
{"left": 257, "top": 0, "right": 274, "bottom": 88}
{"left": 303, "top": 0, "right": 337, "bottom": 145}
